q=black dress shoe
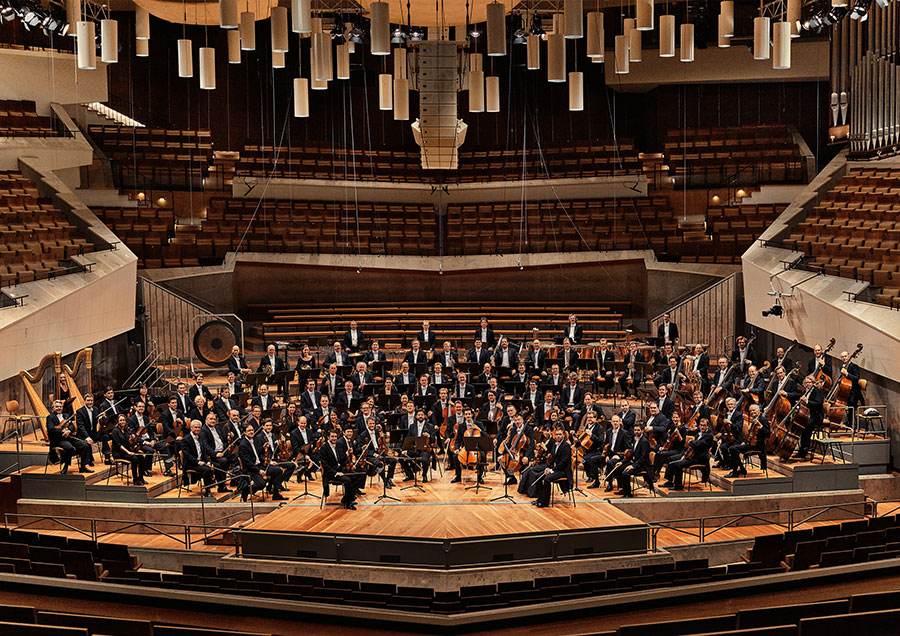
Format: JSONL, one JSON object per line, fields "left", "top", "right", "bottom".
{"left": 357, "top": 490, "right": 366, "bottom": 496}
{"left": 217, "top": 487, "right": 232, "bottom": 493}
{"left": 725, "top": 470, "right": 740, "bottom": 478}
{"left": 241, "top": 490, "right": 249, "bottom": 502}
{"left": 450, "top": 477, "right": 461, "bottom": 484}
{"left": 80, "top": 467, "right": 93, "bottom": 473}
{"left": 535, "top": 502, "right": 546, "bottom": 508}
{"left": 672, "top": 485, "right": 684, "bottom": 491}
{"left": 271, "top": 493, "right": 286, "bottom": 501}
{"left": 60, "top": 464, "right": 69, "bottom": 474}
{"left": 163, "top": 469, "right": 174, "bottom": 477}
{"left": 345, "top": 503, "right": 357, "bottom": 510}
{"left": 660, "top": 481, "right": 674, "bottom": 489}
{"left": 604, "top": 482, "right": 613, "bottom": 492}
{"left": 422, "top": 476, "right": 429, "bottom": 483}
{"left": 385, "top": 480, "right": 395, "bottom": 489}
{"left": 203, "top": 489, "right": 212, "bottom": 497}
{"left": 134, "top": 479, "right": 147, "bottom": 486}
{"left": 587, "top": 481, "right": 600, "bottom": 489}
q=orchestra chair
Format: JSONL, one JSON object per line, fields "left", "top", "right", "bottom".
{"left": 811, "top": 431, "right": 846, "bottom": 465}
{"left": 177, "top": 450, "right": 204, "bottom": 498}
{"left": 320, "top": 473, "right": 346, "bottom": 509}
{"left": 742, "top": 450, "right": 769, "bottom": 478}
{"left": 44, "top": 447, "right": 68, "bottom": 475}
{"left": 234, "top": 457, "right": 265, "bottom": 502}
{"left": 107, "top": 457, "right": 133, "bottom": 486}
{"left": 630, "top": 468, "right": 656, "bottom": 497}
{"left": 685, "top": 461, "right": 712, "bottom": 491}
{"left": 550, "top": 479, "right": 577, "bottom": 508}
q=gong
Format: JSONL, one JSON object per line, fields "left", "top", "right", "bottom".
{"left": 193, "top": 320, "right": 239, "bottom": 367}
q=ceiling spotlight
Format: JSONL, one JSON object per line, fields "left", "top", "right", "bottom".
{"left": 410, "top": 28, "right": 423, "bottom": 41}
{"left": 513, "top": 26, "right": 527, "bottom": 44}
{"left": 850, "top": 0, "right": 871, "bottom": 19}
{"left": 1, "top": 6, "right": 16, "bottom": 21}
{"left": 469, "top": 26, "right": 481, "bottom": 38}
{"left": 391, "top": 27, "right": 405, "bottom": 43}
{"left": 22, "top": 9, "right": 42, "bottom": 28}
{"left": 529, "top": 16, "right": 544, "bottom": 36}
{"left": 330, "top": 22, "right": 345, "bottom": 40}
{"left": 762, "top": 304, "right": 784, "bottom": 318}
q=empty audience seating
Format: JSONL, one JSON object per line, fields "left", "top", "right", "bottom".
{"left": 0, "top": 99, "right": 57, "bottom": 137}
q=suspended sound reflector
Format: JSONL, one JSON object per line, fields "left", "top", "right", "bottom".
{"left": 486, "top": 76, "right": 500, "bottom": 112}
{"left": 378, "top": 73, "right": 393, "bottom": 110}
{"left": 614, "top": 34, "right": 629, "bottom": 73}
{"left": 659, "top": 15, "right": 675, "bottom": 57}
{"left": 100, "top": 19, "right": 117, "bottom": 64}
{"left": 623, "top": 18, "right": 635, "bottom": 38}
{"left": 526, "top": 35, "right": 540, "bottom": 69}
{"left": 787, "top": 0, "right": 801, "bottom": 37}
{"left": 717, "top": 14, "right": 730, "bottom": 47}
{"left": 393, "top": 78, "right": 409, "bottom": 120}
{"left": 135, "top": 37, "right": 149, "bottom": 57}
{"left": 134, "top": 6, "right": 149, "bottom": 40}
{"left": 311, "top": 77, "right": 327, "bottom": 89}
{"left": 317, "top": 32, "right": 333, "bottom": 81}
{"left": 66, "top": 0, "right": 80, "bottom": 36}
{"left": 719, "top": 1, "right": 734, "bottom": 37}
{"left": 219, "top": 0, "right": 238, "bottom": 29}
{"left": 753, "top": 16, "right": 770, "bottom": 60}
{"left": 772, "top": 21, "right": 791, "bottom": 69}
{"left": 547, "top": 33, "right": 565, "bottom": 82}
{"left": 568, "top": 71, "right": 583, "bottom": 111}
{"left": 292, "top": 0, "right": 311, "bottom": 33}
{"left": 487, "top": 1, "right": 507, "bottom": 54}
{"left": 586, "top": 12, "right": 603, "bottom": 58}
{"left": 293, "top": 78, "right": 309, "bottom": 116}
{"left": 271, "top": 6, "right": 289, "bottom": 52}
{"left": 240, "top": 12, "right": 256, "bottom": 50}
{"left": 831, "top": 0, "right": 847, "bottom": 7}
{"left": 199, "top": 47, "right": 216, "bottom": 89}
{"left": 564, "top": 0, "right": 583, "bottom": 38}
{"left": 272, "top": 51, "right": 285, "bottom": 68}
{"left": 636, "top": 0, "right": 654, "bottom": 31}
{"left": 76, "top": 21, "right": 96, "bottom": 69}
{"left": 680, "top": 23, "right": 694, "bottom": 62}
{"left": 469, "top": 70, "right": 484, "bottom": 112}
{"left": 470, "top": 52, "right": 482, "bottom": 72}
{"left": 227, "top": 30, "right": 241, "bottom": 63}
{"left": 370, "top": 2, "right": 389, "bottom": 55}
{"left": 337, "top": 43, "right": 350, "bottom": 79}
{"left": 629, "top": 28, "right": 641, "bottom": 62}
{"left": 177, "top": 38, "right": 192, "bottom": 77}
{"left": 394, "top": 47, "right": 407, "bottom": 79}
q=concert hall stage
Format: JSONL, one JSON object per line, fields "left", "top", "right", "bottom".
{"left": 236, "top": 499, "right": 650, "bottom": 568}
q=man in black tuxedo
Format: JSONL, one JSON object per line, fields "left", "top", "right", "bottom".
{"left": 493, "top": 337, "right": 518, "bottom": 369}
{"left": 74, "top": 393, "right": 99, "bottom": 455}
{"left": 657, "top": 312, "right": 679, "bottom": 344}
{"left": 536, "top": 427, "right": 573, "bottom": 507}
{"left": 342, "top": 320, "right": 365, "bottom": 353}
{"left": 290, "top": 416, "right": 320, "bottom": 482}
{"left": 180, "top": 420, "right": 215, "bottom": 496}
{"left": 199, "top": 413, "right": 234, "bottom": 492}
{"left": 236, "top": 423, "right": 266, "bottom": 502}
{"left": 449, "top": 408, "right": 487, "bottom": 484}
{"left": 769, "top": 346, "right": 793, "bottom": 378}
{"left": 99, "top": 386, "right": 127, "bottom": 429}
{"left": 644, "top": 402, "right": 671, "bottom": 444}
{"left": 433, "top": 341, "right": 458, "bottom": 370}
{"left": 258, "top": 344, "right": 289, "bottom": 395}
{"left": 557, "top": 338, "right": 580, "bottom": 373}
{"left": 578, "top": 412, "right": 608, "bottom": 488}
{"left": 806, "top": 343, "right": 833, "bottom": 381}
{"left": 561, "top": 372, "right": 585, "bottom": 418}
{"left": 401, "top": 409, "right": 434, "bottom": 481}
{"left": 350, "top": 361, "right": 373, "bottom": 391}
{"left": 224, "top": 372, "right": 243, "bottom": 398}
{"left": 255, "top": 420, "right": 292, "bottom": 496}
{"left": 663, "top": 418, "right": 714, "bottom": 490}
{"left": 709, "top": 356, "right": 735, "bottom": 399}
{"left": 393, "top": 361, "right": 416, "bottom": 391}
{"left": 404, "top": 340, "right": 428, "bottom": 366}
{"left": 364, "top": 340, "right": 387, "bottom": 365}
{"left": 160, "top": 396, "right": 186, "bottom": 441}
{"left": 250, "top": 383, "right": 276, "bottom": 413}
{"left": 189, "top": 375, "right": 214, "bottom": 403}
{"left": 172, "top": 383, "right": 192, "bottom": 416}
{"left": 299, "top": 378, "right": 322, "bottom": 416}
{"left": 837, "top": 350, "right": 863, "bottom": 412}
{"left": 797, "top": 375, "right": 825, "bottom": 460}
{"left": 416, "top": 320, "right": 438, "bottom": 351}
{"left": 227, "top": 345, "right": 250, "bottom": 376}
{"left": 453, "top": 372, "right": 475, "bottom": 400}
{"left": 717, "top": 397, "right": 743, "bottom": 468}
{"left": 727, "top": 403, "right": 770, "bottom": 477}
{"left": 615, "top": 399, "right": 637, "bottom": 430}
{"left": 474, "top": 317, "right": 496, "bottom": 349}
{"left": 617, "top": 424, "right": 654, "bottom": 497}
{"left": 655, "top": 385, "right": 676, "bottom": 420}
{"left": 771, "top": 365, "right": 802, "bottom": 405}
{"left": 543, "top": 363, "right": 564, "bottom": 393}
{"left": 467, "top": 340, "right": 492, "bottom": 366}
{"left": 47, "top": 399, "right": 92, "bottom": 473}
{"left": 599, "top": 414, "right": 633, "bottom": 491}
{"left": 561, "top": 314, "right": 583, "bottom": 345}
{"left": 214, "top": 386, "right": 244, "bottom": 423}
{"left": 730, "top": 336, "right": 756, "bottom": 372}
{"left": 526, "top": 339, "right": 550, "bottom": 374}
{"left": 414, "top": 374, "right": 436, "bottom": 400}
{"left": 324, "top": 341, "right": 348, "bottom": 368}
{"left": 739, "top": 365, "right": 767, "bottom": 406}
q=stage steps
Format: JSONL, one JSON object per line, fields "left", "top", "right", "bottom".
{"left": 708, "top": 455, "right": 859, "bottom": 496}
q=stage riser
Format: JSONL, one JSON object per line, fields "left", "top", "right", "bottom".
{"left": 0, "top": 451, "right": 50, "bottom": 475}
{"left": 840, "top": 439, "right": 891, "bottom": 474}
{"left": 709, "top": 473, "right": 793, "bottom": 495}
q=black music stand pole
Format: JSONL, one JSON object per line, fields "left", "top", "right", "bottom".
{"left": 292, "top": 459, "right": 320, "bottom": 500}
{"left": 374, "top": 460, "right": 400, "bottom": 504}
{"left": 490, "top": 450, "right": 516, "bottom": 503}
{"left": 464, "top": 436, "right": 493, "bottom": 493}
{"left": 400, "top": 437, "right": 425, "bottom": 493}
{"left": 571, "top": 452, "right": 588, "bottom": 498}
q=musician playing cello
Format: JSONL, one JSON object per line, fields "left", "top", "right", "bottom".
{"left": 499, "top": 414, "right": 533, "bottom": 486}
{"left": 449, "top": 408, "right": 486, "bottom": 485}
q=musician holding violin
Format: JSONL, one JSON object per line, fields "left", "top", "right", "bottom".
{"left": 715, "top": 398, "right": 743, "bottom": 469}
{"left": 180, "top": 420, "right": 215, "bottom": 496}
{"left": 256, "top": 420, "right": 293, "bottom": 496}
{"left": 535, "top": 426, "right": 573, "bottom": 508}
{"left": 47, "top": 399, "right": 93, "bottom": 474}
{"left": 653, "top": 411, "right": 687, "bottom": 478}
{"left": 727, "top": 403, "right": 770, "bottom": 478}
{"left": 128, "top": 402, "right": 175, "bottom": 477}
{"left": 289, "top": 416, "right": 320, "bottom": 483}
{"left": 110, "top": 413, "right": 148, "bottom": 485}
{"left": 237, "top": 423, "right": 276, "bottom": 502}
{"left": 614, "top": 424, "right": 654, "bottom": 498}
{"left": 577, "top": 412, "right": 607, "bottom": 488}
{"left": 601, "top": 415, "right": 634, "bottom": 492}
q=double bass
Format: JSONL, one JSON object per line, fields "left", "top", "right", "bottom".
{"left": 765, "top": 362, "right": 803, "bottom": 454}
{"left": 824, "top": 343, "right": 863, "bottom": 430}
{"left": 812, "top": 338, "right": 837, "bottom": 392}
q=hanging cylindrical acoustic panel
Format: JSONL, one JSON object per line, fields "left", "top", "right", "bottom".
{"left": 227, "top": 30, "right": 241, "bottom": 63}
{"left": 177, "top": 38, "right": 192, "bottom": 77}
{"left": 623, "top": 17, "right": 635, "bottom": 38}
{"left": 547, "top": 33, "right": 565, "bottom": 82}
{"left": 469, "top": 70, "right": 484, "bottom": 112}
{"left": 393, "top": 78, "right": 409, "bottom": 120}
{"left": 719, "top": 0, "right": 734, "bottom": 37}
{"left": 272, "top": 50, "right": 285, "bottom": 68}
{"left": 394, "top": 47, "right": 407, "bottom": 79}
{"left": 370, "top": 1, "right": 390, "bottom": 55}
{"left": 470, "top": 52, "right": 482, "bottom": 72}
{"left": 101, "top": 19, "right": 117, "bottom": 63}
{"left": 526, "top": 35, "right": 540, "bottom": 69}
{"left": 294, "top": 77, "right": 309, "bottom": 116}
{"left": 76, "top": 21, "right": 96, "bottom": 69}
{"left": 67, "top": 0, "right": 80, "bottom": 37}
{"left": 680, "top": 23, "right": 694, "bottom": 62}
{"left": 292, "top": 0, "right": 311, "bottom": 33}
{"left": 717, "top": 14, "right": 730, "bottom": 47}
{"left": 485, "top": 76, "right": 500, "bottom": 112}
{"left": 772, "top": 21, "right": 791, "bottom": 68}
{"left": 336, "top": 43, "right": 350, "bottom": 78}
{"left": 487, "top": 1, "right": 507, "bottom": 54}
{"left": 629, "top": 28, "right": 641, "bottom": 62}
{"left": 134, "top": 6, "right": 149, "bottom": 40}
{"left": 636, "top": 0, "right": 654, "bottom": 31}
{"left": 219, "top": 0, "right": 238, "bottom": 29}
{"left": 614, "top": 34, "right": 629, "bottom": 73}
{"left": 345, "top": 22, "right": 355, "bottom": 53}
{"left": 240, "top": 12, "right": 255, "bottom": 50}
{"left": 586, "top": 12, "right": 603, "bottom": 58}
{"left": 271, "top": 6, "right": 288, "bottom": 52}
{"left": 831, "top": 0, "right": 847, "bottom": 8}
{"left": 318, "top": 32, "right": 333, "bottom": 81}
{"left": 568, "top": 71, "right": 583, "bottom": 111}
{"left": 564, "top": 0, "right": 583, "bottom": 38}
{"left": 199, "top": 47, "right": 216, "bottom": 89}
{"left": 787, "top": 0, "right": 801, "bottom": 37}
{"left": 378, "top": 73, "right": 393, "bottom": 109}
{"left": 659, "top": 15, "right": 675, "bottom": 57}
{"left": 753, "top": 16, "right": 770, "bottom": 60}
{"left": 135, "top": 37, "right": 149, "bottom": 56}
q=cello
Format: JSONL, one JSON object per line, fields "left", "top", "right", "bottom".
{"left": 824, "top": 343, "right": 863, "bottom": 429}
{"left": 457, "top": 424, "right": 483, "bottom": 469}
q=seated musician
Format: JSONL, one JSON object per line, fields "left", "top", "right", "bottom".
{"left": 128, "top": 401, "right": 175, "bottom": 476}
{"left": 434, "top": 341, "right": 458, "bottom": 371}
{"left": 476, "top": 361, "right": 495, "bottom": 386}
{"left": 294, "top": 343, "right": 318, "bottom": 373}
{"left": 618, "top": 341, "right": 645, "bottom": 398}
{"left": 654, "top": 343, "right": 676, "bottom": 368}
{"left": 320, "top": 363, "right": 342, "bottom": 401}
{"left": 215, "top": 385, "right": 244, "bottom": 423}
{"left": 655, "top": 356, "right": 682, "bottom": 390}
{"left": 351, "top": 361, "right": 373, "bottom": 391}
{"left": 689, "top": 344, "right": 710, "bottom": 390}
{"left": 281, "top": 401, "right": 301, "bottom": 432}
{"left": 655, "top": 384, "right": 676, "bottom": 419}
{"left": 837, "top": 350, "right": 863, "bottom": 413}
{"left": 730, "top": 336, "right": 756, "bottom": 372}
{"left": 684, "top": 390, "right": 710, "bottom": 428}
{"left": 414, "top": 373, "right": 436, "bottom": 399}
{"left": 187, "top": 395, "right": 211, "bottom": 425}
{"left": 319, "top": 428, "right": 363, "bottom": 509}
{"left": 475, "top": 317, "right": 496, "bottom": 349}
{"left": 543, "top": 363, "right": 564, "bottom": 393}
{"left": 536, "top": 426, "right": 573, "bottom": 507}
{"left": 595, "top": 339, "right": 616, "bottom": 396}
{"left": 256, "top": 420, "right": 293, "bottom": 495}
{"left": 662, "top": 418, "right": 714, "bottom": 490}
{"left": 536, "top": 390, "right": 559, "bottom": 428}
{"left": 245, "top": 404, "right": 264, "bottom": 433}
{"left": 484, "top": 376, "right": 504, "bottom": 400}
{"left": 380, "top": 376, "right": 400, "bottom": 399}
{"left": 597, "top": 415, "right": 632, "bottom": 491}
{"left": 615, "top": 398, "right": 637, "bottom": 430}
{"left": 337, "top": 380, "right": 361, "bottom": 428}
{"left": 189, "top": 373, "right": 214, "bottom": 403}
{"left": 342, "top": 320, "right": 365, "bottom": 353}
{"left": 709, "top": 356, "right": 734, "bottom": 398}
{"left": 500, "top": 414, "right": 534, "bottom": 486}
{"left": 580, "top": 392, "right": 605, "bottom": 425}
{"left": 467, "top": 339, "right": 492, "bottom": 366}
{"left": 578, "top": 411, "right": 607, "bottom": 488}
{"left": 180, "top": 419, "right": 215, "bottom": 496}
{"left": 652, "top": 411, "right": 686, "bottom": 478}
{"left": 453, "top": 371, "right": 475, "bottom": 399}
{"left": 299, "top": 379, "right": 322, "bottom": 416}
{"left": 74, "top": 393, "right": 99, "bottom": 466}
{"left": 557, "top": 338, "right": 579, "bottom": 373}
{"left": 401, "top": 408, "right": 433, "bottom": 483}
{"left": 644, "top": 402, "right": 670, "bottom": 445}
{"left": 224, "top": 372, "right": 243, "bottom": 398}
{"left": 807, "top": 344, "right": 833, "bottom": 381}
{"left": 772, "top": 365, "right": 801, "bottom": 405}
{"left": 449, "top": 407, "right": 487, "bottom": 484}
{"left": 493, "top": 337, "right": 518, "bottom": 370}
{"left": 480, "top": 390, "right": 503, "bottom": 427}
{"left": 290, "top": 415, "right": 320, "bottom": 482}
{"left": 715, "top": 397, "right": 743, "bottom": 469}
{"left": 510, "top": 362, "right": 530, "bottom": 387}
{"left": 562, "top": 314, "right": 583, "bottom": 345}
{"left": 199, "top": 412, "right": 234, "bottom": 493}
{"left": 172, "top": 383, "right": 191, "bottom": 416}
{"left": 769, "top": 347, "right": 793, "bottom": 376}
{"left": 227, "top": 345, "right": 251, "bottom": 376}
{"left": 797, "top": 375, "right": 825, "bottom": 461}
{"left": 561, "top": 372, "right": 585, "bottom": 420}
{"left": 235, "top": 423, "right": 266, "bottom": 502}
{"left": 526, "top": 339, "right": 549, "bottom": 375}
{"left": 727, "top": 403, "right": 770, "bottom": 477}
{"left": 518, "top": 427, "right": 549, "bottom": 497}
{"left": 224, "top": 409, "right": 244, "bottom": 446}
{"left": 429, "top": 387, "right": 451, "bottom": 431}
{"left": 399, "top": 400, "right": 417, "bottom": 432}
{"left": 250, "top": 383, "right": 276, "bottom": 413}
{"left": 133, "top": 384, "right": 155, "bottom": 414}
{"left": 357, "top": 417, "right": 396, "bottom": 489}
{"left": 523, "top": 379, "right": 542, "bottom": 414}
{"left": 393, "top": 361, "right": 415, "bottom": 390}
{"left": 364, "top": 340, "right": 386, "bottom": 365}
{"left": 404, "top": 339, "right": 428, "bottom": 366}
{"left": 324, "top": 341, "right": 348, "bottom": 367}
{"left": 110, "top": 413, "right": 148, "bottom": 485}
{"left": 416, "top": 320, "right": 438, "bottom": 351}
{"left": 47, "top": 399, "right": 93, "bottom": 473}
{"left": 615, "top": 424, "right": 655, "bottom": 497}
{"left": 258, "top": 344, "right": 287, "bottom": 378}
{"left": 431, "top": 362, "right": 449, "bottom": 387}
{"left": 740, "top": 365, "right": 766, "bottom": 405}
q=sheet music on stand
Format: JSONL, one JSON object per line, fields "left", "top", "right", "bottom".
{"left": 378, "top": 393, "right": 402, "bottom": 411}
{"left": 400, "top": 436, "right": 428, "bottom": 492}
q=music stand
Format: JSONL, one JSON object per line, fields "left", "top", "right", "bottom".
{"left": 456, "top": 362, "right": 481, "bottom": 376}
{"left": 292, "top": 456, "right": 321, "bottom": 500}
{"left": 373, "top": 458, "right": 400, "bottom": 504}
{"left": 490, "top": 447, "right": 516, "bottom": 504}
{"left": 273, "top": 370, "right": 294, "bottom": 397}
{"left": 245, "top": 373, "right": 268, "bottom": 393}
{"left": 400, "top": 436, "right": 426, "bottom": 492}
{"left": 463, "top": 436, "right": 493, "bottom": 493}
{"left": 296, "top": 368, "right": 318, "bottom": 386}
{"left": 261, "top": 406, "right": 283, "bottom": 422}
{"left": 409, "top": 363, "right": 428, "bottom": 377}
{"left": 371, "top": 360, "right": 392, "bottom": 380}
{"left": 378, "top": 394, "right": 402, "bottom": 412}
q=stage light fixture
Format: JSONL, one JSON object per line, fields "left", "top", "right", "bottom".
{"left": 529, "top": 16, "right": 544, "bottom": 36}
{"left": 390, "top": 27, "right": 405, "bottom": 43}
{"left": 850, "top": 0, "right": 871, "bottom": 19}
{"left": 762, "top": 304, "right": 784, "bottom": 318}
{"left": 513, "top": 26, "right": 527, "bottom": 44}
{"left": 469, "top": 26, "right": 481, "bottom": 38}
{"left": 409, "top": 28, "right": 423, "bottom": 41}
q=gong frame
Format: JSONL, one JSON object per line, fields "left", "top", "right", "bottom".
{"left": 189, "top": 313, "right": 245, "bottom": 373}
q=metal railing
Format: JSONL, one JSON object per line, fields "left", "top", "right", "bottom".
{"left": 651, "top": 273, "right": 740, "bottom": 358}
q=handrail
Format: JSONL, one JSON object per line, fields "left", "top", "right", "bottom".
{"left": 651, "top": 273, "right": 738, "bottom": 324}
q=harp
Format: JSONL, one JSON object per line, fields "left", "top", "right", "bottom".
{"left": 61, "top": 348, "right": 93, "bottom": 414}
{"left": 18, "top": 351, "right": 62, "bottom": 443}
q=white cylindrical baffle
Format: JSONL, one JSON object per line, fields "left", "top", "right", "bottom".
{"left": 292, "top": 0, "right": 311, "bottom": 33}
{"left": 393, "top": 78, "right": 409, "bottom": 120}
{"left": 337, "top": 43, "right": 350, "bottom": 79}
{"left": 227, "top": 30, "right": 241, "bottom": 63}
{"left": 240, "top": 12, "right": 256, "bottom": 50}
{"left": 370, "top": 2, "right": 390, "bottom": 55}
{"left": 487, "top": 1, "right": 507, "bottom": 54}
{"left": 718, "top": 14, "right": 731, "bottom": 47}
{"left": 720, "top": 1, "right": 734, "bottom": 37}
{"left": 67, "top": 0, "right": 81, "bottom": 36}
{"left": 547, "top": 33, "right": 565, "bottom": 82}
{"left": 636, "top": 0, "right": 654, "bottom": 31}
{"left": 271, "top": 6, "right": 289, "bottom": 52}
{"left": 135, "top": 37, "right": 149, "bottom": 57}
{"left": 568, "top": 71, "right": 583, "bottom": 111}
{"left": 486, "top": 76, "right": 500, "bottom": 112}
{"left": 76, "top": 21, "right": 96, "bottom": 69}
{"left": 378, "top": 73, "right": 393, "bottom": 109}
{"left": 135, "top": 6, "right": 149, "bottom": 40}
{"left": 629, "top": 28, "right": 641, "bottom": 62}
{"left": 772, "top": 21, "right": 791, "bottom": 69}
{"left": 787, "top": 0, "right": 801, "bottom": 37}
{"left": 469, "top": 69, "right": 484, "bottom": 112}
{"left": 294, "top": 78, "right": 309, "bottom": 116}
{"left": 680, "top": 23, "right": 694, "bottom": 62}
{"left": 659, "top": 15, "right": 675, "bottom": 57}
{"left": 200, "top": 47, "right": 216, "bottom": 89}
{"left": 586, "top": 12, "right": 603, "bottom": 58}
{"left": 219, "top": 0, "right": 238, "bottom": 29}
{"left": 564, "top": 0, "right": 583, "bottom": 38}
{"left": 101, "top": 19, "right": 117, "bottom": 63}
{"left": 177, "top": 38, "right": 193, "bottom": 77}
{"left": 614, "top": 34, "right": 629, "bottom": 73}
{"left": 526, "top": 35, "right": 540, "bottom": 69}
{"left": 753, "top": 16, "right": 770, "bottom": 60}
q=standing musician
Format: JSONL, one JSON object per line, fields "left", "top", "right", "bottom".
{"left": 227, "top": 345, "right": 251, "bottom": 376}
{"left": 416, "top": 320, "right": 438, "bottom": 351}
{"left": 199, "top": 412, "right": 234, "bottom": 493}
{"left": 715, "top": 397, "right": 743, "bottom": 469}
{"left": 616, "top": 425, "right": 654, "bottom": 497}
{"left": 727, "top": 403, "right": 770, "bottom": 477}
{"left": 475, "top": 317, "right": 496, "bottom": 349}
{"left": 599, "top": 414, "right": 633, "bottom": 491}
{"left": 110, "top": 413, "right": 148, "bottom": 485}
{"left": 526, "top": 339, "right": 550, "bottom": 374}
{"left": 499, "top": 414, "right": 533, "bottom": 486}
{"left": 342, "top": 320, "right": 365, "bottom": 353}
{"left": 771, "top": 365, "right": 801, "bottom": 405}
{"left": 536, "top": 426, "right": 573, "bottom": 508}
{"left": 47, "top": 399, "right": 93, "bottom": 473}
{"left": 740, "top": 365, "right": 767, "bottom": 406}
{"left": 467, "top": 339, "right": 492, "bottom": 366}
{"left": 578, "top": 411, "right": 608, "bottom": 488}
{"left": 358, "top": 418, "right": 397, "bottom": 489}
{"left": 557, "top": 338, "right": 580, "bottom": 374}
{"left": 562, "top": 314, "right": 583, "bottom": 345}
{"left": 404, "top": 339, "right": 428, "bottom": 366}
{"left": 180, "top": 420, "right": 215, "bottom": 496}
{"left": 769, "top": 347, "right": 793, "bottom": 377}
{"left": 730, "top": 336, "right": 756, "bottom": 373}
{"left": 449, "top": 408, "right": 486, "bottom": 484}
{"left": 807, "top": 344, "right": 833, "bottom": 381}
{"left": 561, "top": 372, "right": 585, "bottom": 420}
{"left": 290, "top": 416, "right": 320, "bottom": 482}
{"left": 618, "top": 341, "right": 645, "bottom": 398}
{"left": 657, "top": 312, "right": 679, "bottom": 344}
{"left": 256, "top": 420, "right": 294, "bottom": 493}
{"left": 401, "top": 408, "right": 433, "bottom": 482}
{"left": 797, "top": 375, "right": 825, "bottom": 461}
{"left": 160, "top": 396, "right": 185, "bottom": 441}
{"left": 320, "top": 363, "right": 343, "bottom": 401}
{"left": 128, "top": 402, "right": 175, "bottom": 476}
{"left": 837, "top": 350, "right": 863, "bottom": 413}
{"left": 662, "top": 418, "right": 714, "bottom": 490}
{"left": 595, "top": 339, "right": 616, "bottom": 397}
{"left": 74, "top": 393, "right": 99, "bottom": 467}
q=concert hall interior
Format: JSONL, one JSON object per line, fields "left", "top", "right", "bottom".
{"left": 2, "top": 0, "right": 900, "bottom": 634}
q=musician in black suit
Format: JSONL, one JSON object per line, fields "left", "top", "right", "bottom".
{"left": 401, "top": 409, "right": 434, "bottom": 482}
{"left": 99, "top": 386, "right": 127, "bottom": 430}
{"left": 535, "top": 391, "right": 559, "bottom": 428}
{"left": 449, "top": 409, "right": 487, "bottom": 484}
{"left": 561, "top": 314, "right": 583, "bottom": 345}
{"left": 350, "top": 362, "right": 373, "bottom": 391}
{"left": 577, "top": 412, "right": 608, "bottom": 487}
{"left": 663, "top": 418, "right": 714, "bottom": 490}
{"left": 797, "top": 375, "right": 825, "bottom": 460}
{"left": 224, "top": 372, "right": 243, "bottom": 398}
{"left": 657, "top": 313, "right": 679, "bottom": 344}
{"left": 536, "top": 427, "right": 573, "bottom": 507}
{"left": 837, "top": 350, "right": 863, "bottom": 411}
{"left": 110, "top": 413, "right": 148, "bottom": 485}
{"left": 599, "top": 414, "right": 633, "bottom": 490}
{"left": 250, "top": 384, "right": 276, "bottom": 413}
{"left": 474, "top": 317, "right": 496, "bottom": 349}
{"left": 128, "top": 402, "right": 175, "bottom": 476}
{"left": 525, "top": 339, "right": 550, "bottom": 374}
{"left": 654, "top": 385, "right": 676, "bottom": 420}
{"left": 432, "top": 341, "right": 458, "bottom": 371}
{"left": 236, "top": 423, "right": 268, "bottom": 502}
{"left": 543, "top": 363, "right": 564, "bottom": 393}
{"left": 498, "top": 414, "right": 534, "bottom": 485}
{"left": 323, "top": 341, "right": 349, "bottom": 368}
{"left": 684, "top": 391, "right": 711, "bottom": 428}
{"left": 643, "top": 402, "right": 671, "bottom": 444}
{"left": 172, "top": 384, "right": 192, "bottom": 416}
{"left": 404, "top": 340, "right": 429, "bottom": 366}
{"left": 74, "top": 393, "right": 99, "bottom": 452}
{"left": 716, "top": 397, "right": 744, "bottom": 468}
{"left": 618, "top": 341, "right": 645, "bottom": 397}
{"left": 616, "top": 425, "right": 654, "bottom": 497}
{"left": 320, "top": 429, "right": 361, "bottom": 509}
{"left": 467, "top": 340, "right": 492, "bottom": 366}
{"left": 560, "top": 373, "right": 585, "bottom": 417}
{"left": 179, "top": 420, "right": 215, "bottom": 496}
{"left": 709, "top": 356, "right": 735, "bottom": 398}
{"left": 492, "top": 337, "right": 519, "bottom": 369}
{"left": 188, "top": 374, "right": 214, "bottom": 404}
{"left": 214, "top": 385, "right": 244, "bottom": 423}
{"left": 47, "top": 399, "right": 92, "bottom": 473}
{"left": 227, "top": 345, "right": 251, "bottom": 376}
{"left": 357, "top": 417, "right": 396, "bottom": 488}
{"left": 342, "top": 320, "right": 365, "bottom": 353}
{"left": 290, "top": 416, "right": 320, "bottom": 482}
{"left": 254, "top": 420, "right": 292, "bottom": 495}
{"left": 453, "top": 372, "right": 476, "bottom": 400}
{"left": 199, "top": 413, "right": 234, "bottom": 492}
{"left": 414, "top": 375, "right": 436, "bottom": 400}
{"left": 258, "top": 344, "right": 290, "bottom": 395}
{"left": 688, "top": 345, "right": 710, "bottom": 392}
{"left": 416, "top": 320, "right": 438, "bottom": 351}
{"left": 728, "top": 403, "right": 770, "bottom": 477}
{"left": 769, "top": 347, "right": 793, "bottom": 378}
{"left": 771, "top": 365, "right": 802, "bottom": 405}
{"left": 556, "top": 338, "right": 580, "bottom": 374}
{"left": 730, "top": 336, "right": 756, "bottom": 372}
{"left": 615, "top": 399, "right": 637, "bottom": 431}
{"left": 740, "top": 365, "right": 767, "bottom": 405}
{"left": 160, "top": 396, "right": 186, "bottom": 441}
{"left": 364, "top": 340, "right": 387, "bottom": 365}
{"left": 595, "top": 339, "right": 616, "bottom": 396}
{"left": 299, "top": 379, "right": 322, "bottom": 416}
{"left": 806, "top": 343, "right": 833, "bottom": 381}
{"left": 652, "top": 411, "right": 687, "bottom": 477}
